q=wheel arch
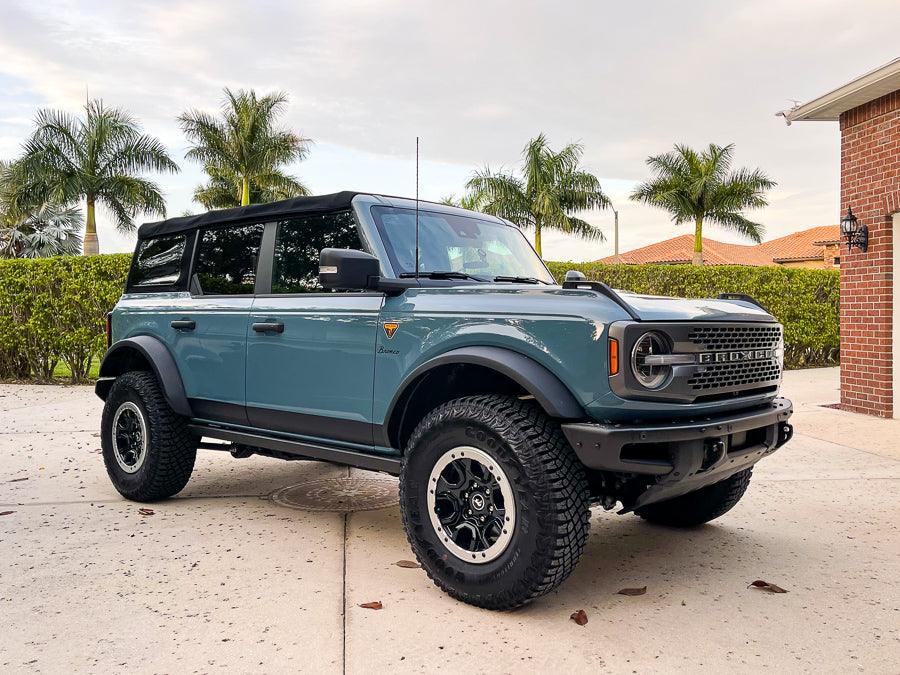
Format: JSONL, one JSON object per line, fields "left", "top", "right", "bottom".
{"left": 384, "top": 346, "right": 584, "bottom": 451}
{"left": 95, "top": 335, "right": 192, "bottom": 417}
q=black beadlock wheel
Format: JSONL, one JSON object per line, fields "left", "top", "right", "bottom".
{"left": 634, "top": 468, "right": 753, "bottom": 527}
{"left": 399, "top": 395, "right": 591, "bottom": 610}
{"left": 101, "top": 371, "right": 197, "bottom": 502}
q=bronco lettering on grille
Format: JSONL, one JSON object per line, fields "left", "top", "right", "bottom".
{"left": 699, "top": 349, "right": 774, "bottom": 364}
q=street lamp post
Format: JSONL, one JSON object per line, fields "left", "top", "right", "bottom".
{"left": 612, "top": 205, "right": 620, "bottom": 263}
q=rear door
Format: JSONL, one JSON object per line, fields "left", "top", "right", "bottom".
{"left": 169, "top": 222, "right": 266, "bottom": 425}
{"left": 245, "top": 211, "right": 383, "bottom": 447}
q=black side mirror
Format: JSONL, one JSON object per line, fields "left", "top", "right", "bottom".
{"left": 319, "top": 248, "right": 381, "bottom": 291}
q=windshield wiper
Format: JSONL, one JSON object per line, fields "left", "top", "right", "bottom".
{"left": 399, "top": 270, "right": 488, "bottom": 281}
{"left": 492, "top": 275, "right": 550, "bottom": 285}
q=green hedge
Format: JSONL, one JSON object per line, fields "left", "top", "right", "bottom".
{"left": 0, "top": 255, "right": 840, "bottom": 384}
{"left": 546, "top": 262, "right": 839, "bottom": 369}
{"left": 0, "top": 254, "right": 131, "bottom": 382}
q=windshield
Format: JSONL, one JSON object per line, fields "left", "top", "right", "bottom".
{"left": 371, "top": 206, "right": 554, "bottom": 283}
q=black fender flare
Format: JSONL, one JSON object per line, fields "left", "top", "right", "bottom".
{"left": 94, "top": 335, "right": 192, "bottom": 417}
{"left": 385, "top": 346, "right": 585, "bottom": 429}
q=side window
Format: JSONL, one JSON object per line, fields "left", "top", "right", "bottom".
{"left": 272, "top": 210, "right": 364, "bottom": 293}
{"left": 193, "top": 223, "right": 265, "bottom": 295}
{"left": 130, "top": 234, "right": 187, "bottom": 288}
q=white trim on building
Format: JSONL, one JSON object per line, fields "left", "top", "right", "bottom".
{"left": 894, "top": 213, "right": 900, "bottom": 419}
{"left": 783, "top": 58, "right": 900, "bottom": 122}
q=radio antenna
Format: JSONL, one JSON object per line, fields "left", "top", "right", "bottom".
{"left": 415, "top": 136, "right": 420, "bottom": 279}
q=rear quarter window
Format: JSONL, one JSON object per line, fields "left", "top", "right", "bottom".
{"left": 129, "top": 234, "right": 188, "bottom": 289}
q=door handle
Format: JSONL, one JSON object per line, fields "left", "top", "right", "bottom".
{"left": 171, "top": 320, "right": 196, "bottom": 331}
{"left": 252, "top": 322, "right": 284, "bottom": 334}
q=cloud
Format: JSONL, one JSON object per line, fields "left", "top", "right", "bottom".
{"left": 0, "top": 0, "right": 895, "bottom": 258}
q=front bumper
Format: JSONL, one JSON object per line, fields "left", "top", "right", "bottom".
{"left": 561, "top": 397, "right": 793, "bottom": 511}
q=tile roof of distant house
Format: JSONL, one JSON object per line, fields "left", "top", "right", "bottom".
{"left": 596, "top": 225, "right": 840, "bottom": 266}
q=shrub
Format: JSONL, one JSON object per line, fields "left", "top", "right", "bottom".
{"left": 0, "top": 254, "right": 131, "bottom": 382}
{"left": 546, "top": 262, "right": 839, "bottom": 369}
{"left": 0, "top": 254, "right": 841, "bottom": 383}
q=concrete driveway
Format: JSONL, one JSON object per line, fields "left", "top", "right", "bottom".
{"left": 1, "top": 368, "right": 898, "bottom": 673}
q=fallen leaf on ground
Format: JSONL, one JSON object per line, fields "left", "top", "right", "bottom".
{"left": 0, "top": 511, "right": 14, "bottom": 516}
{"left": 359, "top": 601, "right": 383, "bottom": 610}
{"left": 570, "top": 609, "right": 588, "bottom": 626}
{"left": 138, "top": 508, "right": 155, "bottom": 516}
{"left": 617, "top": 587, "right": 647, "bottom": 596}
{"left": 394, "top": 560, "right": 420, "bottom": 569}
{"left": 8, "top": 477, "right": 28, "bottom": 483}
{"left": 748, "top": 580, "right": 788, "bottom": 593}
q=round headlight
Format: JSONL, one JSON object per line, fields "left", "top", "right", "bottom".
{"left": 631, "top": 331, "right": 672, "bottom": 389}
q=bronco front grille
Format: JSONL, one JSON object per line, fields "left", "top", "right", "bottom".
{"left": 686, "top": 325, "right": 782, "bottom": 392}
{"left": 687, "top": 360, "right": 782, "bottom": 391}
{"left": 688, "top": 325, "right": 782, "bottom": 351}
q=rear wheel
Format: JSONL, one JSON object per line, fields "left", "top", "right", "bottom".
{"left": 634, "top": 469, "right": 753, "bottom": 527}
{"left": 400, "top": 395, "right": 591, "bottom": 610}
{"left": 101, "top": 371, "right": 196, "bottom": 502}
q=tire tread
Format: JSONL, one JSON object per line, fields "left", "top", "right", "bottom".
{"left": 102, "top": 371, "right": 196, "bottom": 502}
{"left": 400, "top": 395, "right": 590, "bottom": 610}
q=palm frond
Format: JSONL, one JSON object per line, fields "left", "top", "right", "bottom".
{"left": 0, "top": 200, "right": 83, "bottom": 258}
{"left": 466, "top": 168, "right": 532, "bottom": 226}
{"left": 468, "top": 134, "right": 609, "bottom": 250}
{"left": 99, "top": 175, "right": 166, "bottom": 231}
{"left": 630, "top": 142, "right": 775, "bottom": 244}
{"left": 10, "top": 98, "right": 175, "bottom": 250}
{"left": 706, "top": 211, "right": 765, "bottom": 242}
{"left": 182, "top": 88, "right": 311, "bottom": 206}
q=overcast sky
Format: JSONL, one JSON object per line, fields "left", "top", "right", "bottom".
{"left": 1, "top": 0, "right": 897, "bottom": 259}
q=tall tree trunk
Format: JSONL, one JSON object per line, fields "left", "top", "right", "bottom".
{"left": 692, "top": 216, "right": 703, "bottom": 265}
{"left": 83, "top": 197, "right": 99, "bottom": 256}
{"left": 534, "top": 218, "right": 543, "bottom": 258}
{"left": 241, "top": 177, "right": 250, "bottom": 206}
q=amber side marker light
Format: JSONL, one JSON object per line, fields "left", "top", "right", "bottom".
{"left": 608, "top": 338, "right": 619, "bottom": 376}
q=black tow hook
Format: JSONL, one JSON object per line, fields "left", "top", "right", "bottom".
{"left": 701, "top": 438, "right": 727, "bottom": 470}
{"left": 778, "top": 423, "right": 794, "bottom": 447}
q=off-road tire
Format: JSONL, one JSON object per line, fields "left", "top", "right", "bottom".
{"left": 101, "top": 371, "right": 196, "bottom": 502}
{"left": 400, "top": 395, "right": 591, "bottom": 610}
{"left": 635, "top": 468, "right": 753, "bottom": 527}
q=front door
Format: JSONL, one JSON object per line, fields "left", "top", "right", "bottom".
{"left": 245, "top": 211, "right": 382, "bottom": 446}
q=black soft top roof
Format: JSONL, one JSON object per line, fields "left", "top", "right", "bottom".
{"left": 137, "top": 191, "right": 362, "bottom": 239}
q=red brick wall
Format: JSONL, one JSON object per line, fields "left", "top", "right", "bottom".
{"left": 839, "top": 90, "right": 900, "bottom": 417}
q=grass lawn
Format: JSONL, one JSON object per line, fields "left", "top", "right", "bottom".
{"left": 52, "top": 359, "right": 101, "bottom": 382}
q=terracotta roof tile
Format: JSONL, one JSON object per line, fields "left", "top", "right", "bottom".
{"left": 597, "top": 225, "right": 840, "bottom": 266}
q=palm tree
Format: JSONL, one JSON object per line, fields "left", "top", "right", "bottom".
{"left": 0, "top": 159, "right": 83, "bottom": 258}
{"left": 11, "top": 100, "right": 178, "bottom": 256}
{"left": 439, "top": 193, "right": 483, "bottom": 211}
{"left": 192, "top": 164, "right": 308, "bottom": 210}
{"left": 179, "top": 88, "right": 311, "bottom": 208}
{"left": 465, "top": 134, "right": 608, "bottom": 257}
{"left": 630, "top": 143, "right": 775, "bottom": 265}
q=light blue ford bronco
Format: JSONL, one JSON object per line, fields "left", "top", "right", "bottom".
{"left": 97, "top": 191, "right": 794, "bottom": 609}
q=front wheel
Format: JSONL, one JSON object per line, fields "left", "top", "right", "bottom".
{"left": 101, "top": 371, "right": 197, "bottom": 502}
{"left": 399, "top": 395, "right": 591, "bottom": 610}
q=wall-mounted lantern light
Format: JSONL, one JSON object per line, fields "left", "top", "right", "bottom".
{"left": 840, "top": 206, "right": 868, "bottom": 253}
